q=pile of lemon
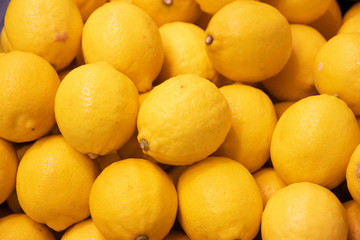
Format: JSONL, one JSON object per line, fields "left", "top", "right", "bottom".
{"left": 1, "top": 0, "right": 360, "bottom": 239}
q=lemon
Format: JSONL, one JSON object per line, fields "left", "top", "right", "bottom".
{"left": 0, "top": 51, "right": 60, "bottom": 143}
{"left": 205, "top": 0, "right": 292, "bottom": 82}
{"left": 167, "top": 165, "right": 188, "bottom": 186}
{"left": 155, "top": 21, "right": 218, "bottom": 85}
{"left": 261, "top": 182, "right": 348, "bottom": 240}
{"left": 253, "top": 167, "right": 287, "bottom": 206}
{"left": 262, "top": 24, "right": 326, "bottom": 101}
{"left": 262, "top": 0, "right": 332, "bottom": 24}
{"left": 6, "top": 191, "right": 22, "bottom": 214}
{"left": 314, "top": 32, "right": 360, "bottom": 116}
{"left": 118, "top": 0, "right": 202, "bottom": 27}
{"left": 73, "top": 0, "right": 107, "bottom": 21}
{"left": 0, "top": 214, "right": 56, "bottom": 240}
{"left": 343, "top": 200, "right": 360, "bottom": 240}
{"left": 4, "top": 0, "right": 83, "bottom": 70}
{"left": 214, "top": 84, "right": 277, "bottom": 173}
{"left": 137, "top": 74, "right": 231, "bottom": 165}
{"left": 338, "top": 2, "right": 360, "bottom": 34}
{"left": 89, "top": 158, "right": 178, "bottom": 240}
{"left": 16, "top": 135, "right": 100, "bottom": 231}
{"left": 55, "top": 62, "right": 139, "bottom": 156}
{"left": 0, "top": 138, "right": 17, "bottom": 205}
{"left": 271, "top": 94, "right": 360, "bottom": 189}
{"left": 273, "top": 101, "right": 295, "bottom": 119}
{"left": 61, "top": 219, "right": 106, "bottom": 240}
{"left": 194, "top": 0, "right": 258, "bottom": 15}
{"left": 308, "top": 0, "right": 342, "bottom": 40}
{"left": 346, "top": 144, "right": 360, "bottom": 204}
{"left": 82, "top": 2, "right": 164, "bottom": 92}
{"left": 177, "top": 156, "right": 263, "bottom": 240}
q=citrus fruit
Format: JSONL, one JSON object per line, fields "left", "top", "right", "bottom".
{"left": 262, "top": 24, "right": 326, "bottom": 101}
{"left": 137, "top": 74, "right": 231, "bottom": 165}
{"left": 194, "top": 0, "right": 258, "bottom": 15}
{"left": 118, "top": 0, "right": 202, "bottom": 26}
{"left": 89, "top": 158, "right": 178, "bottom": 240}
{"left": 82, "top": 2, "right": 164, "bottom": 92}
{"left": 271, "top": 94, "right": 360, "bottom": 189}
{"left": 155, "top": 21, "right": 218, "bottom": 85}
{"left": 261, "top": 182, "right": 348, "bottom": 240}
{"left": 214, "top": 83, "right": 277, "bottom": 173}
{"left": 16, "top": 135, "right": 100, "bottom": 231}
{"left": 0, "top": 51, "right": 60, "bottom": 143}
{"left": 177, "top": 156, "right": 263, "bottom": 240}
{"left": 73, "top": 0, "right": 107, "bottom": 21}
{"left": 314, "top": 32, "right": 360, "bottom": 116}
{"left": 346, "top": 144, "right": 360, "bottom": 204}
{"left": 338, "top": 1, "right": 360, "bottom": 34}
{"left": 253, "top": 167, "right": 287, "bottom": 206}
{"left": 0, "top": 214, "right": 56, "bottom": 240}
{"left": 343, "top": 200, "right": 360, "bottom": 240}
{"left": 205, "top": 0, "right": 292, "bottom": 82}
{"left": 55, "top": 62, "right": 139, "bottom": 156}
{"left": 308, "top": 0, "right": 342, "bottom": 40}
{"left": 61, "top": 219, "right": 106, "bottom": 240}
{"left": 0, "top": 138, "right": 17, "bottom": 205}
{"left": 4, "top": 0, "right": 83, "bottom": 70}
{"left": 262, "top": 0, "right": 332, "bottom": 24}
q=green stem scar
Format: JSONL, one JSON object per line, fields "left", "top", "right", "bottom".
{"left": 162, "top": 0, "right": 173, "bottom": 6}
{"left": 139, "top": 139, "right": 149, "bottom": 152}
{"left": 135, "top": 235, "right": 148, "bottom": 240}
{"left": 205, "top": 35, "right": 214, "bottom": 45}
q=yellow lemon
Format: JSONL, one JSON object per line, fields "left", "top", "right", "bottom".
{"left": 338, "top": 2, "right": 360, "bottom": 34}
{"left": 346, "top": 144, "right": 360, "bottom": 204}
{"left": 262, "top": 24, "right": 326, "bottom": 101}
{"left": 73, "top": 0, "right": 107, "bottom": 21}
{"left": 271, "top": 94, "right": 360, "bottom": 189}
{"left": 155, "top": 21, "right": 218, "bottom": 85}
{"left": 273, "top": 101, "right": 295, "bottom": 119}
{"left": 177, "top": 156, "right": 263, "bottom": 240}
{"left": 214, "top": 84, "right": 277, "bottom": 173}
{"left": 0, "top": 214, "right": 56, "bottom": 240}
{"left": 16, "top": 135, "right": 100, "bottom": 231}
{"left": 314, "top": 32, "right": 360, "bottom": 116}
{"left": 262, "top": 0, "right": 332, "bottom": 24}
{"left": 0, "top": 138, "right": 17, "bottom": 205}
{"left": 253, "top": 167, "right": 287, "bottom": 206}
{"left": 61, "top": 219, "right": 106, "bottom": 240}
{"left": 308, "top": 0, "right": 342, "bottom": 40}
{"left": 89, "top": 158, "right": 178, "bottom": 240}
{"left": 194, "top": 0, "right": 258, "bottom": 15}
{"left": 82, "top": 2, "right": 164, "bottom": 92}
{"left": 261, "top": 182, "right": 348, "bottom": 240}
{"left": 343, "top": 200, "right": 360, "bottom": 240}
{"left": 55, "top": 62, "right": 139, "bottom": 156}
{"left": 205, "top": 0, "right": 292, "bottom": 83}
{"left": 4, "top": 0, "right": 83, "bottom": 70}
{"left": 0, "top": 51, "right": 60, "bottom": 143}
{"left": 116, "top": 0, "right": 202, "bottom": 27}
{"left": 137, "top": 74, "right": 231, "bottom": 165}
{"left": 163, "top": 229, "right": 190, "bottom": 240}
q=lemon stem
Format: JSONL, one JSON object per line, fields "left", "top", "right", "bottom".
{"left": 135, "top": 235, "right": 148, "bottom": 240}
{"left": 139, "top": 139, "right": 149, "bottom": 152}
{"left": 162, "top": 0, "right": 173, "bottom": 6}
{"left": 87, "top": 153, "right": 99, "bottom": 159}
{"left": 205, "top": 35, "right": 213, "bottom": 45}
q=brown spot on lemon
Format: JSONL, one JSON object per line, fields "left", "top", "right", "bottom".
{"left": 56, "top": 31, "right": 68, "bottom": 42}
